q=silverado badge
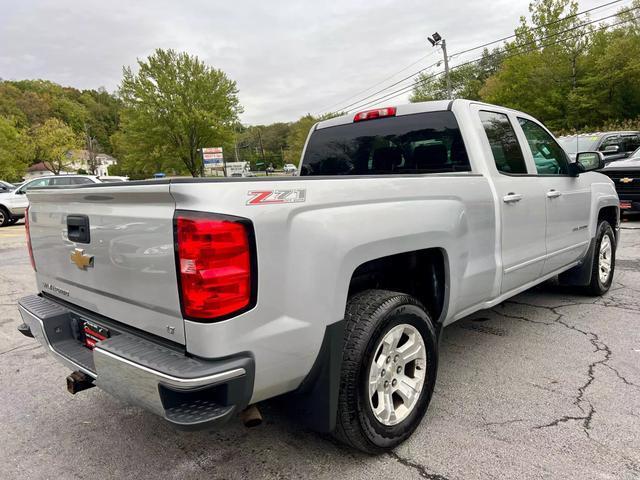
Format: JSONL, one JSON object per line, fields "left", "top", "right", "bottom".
{"left": 620, "top": 177, "right": 633, "bottom": 184}
{"left": 70, "top": 248, "right": 94, "bottom": 270}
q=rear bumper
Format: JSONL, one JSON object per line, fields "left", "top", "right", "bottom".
{"left": 18, "top": 294, "right": 254, "bottom": 431}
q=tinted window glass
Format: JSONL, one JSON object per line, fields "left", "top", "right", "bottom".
{"left": 600, "top": 136, "right": 621, "bottom": 154}
{"left": 557, "top": 135, "right": 599, "bottom": 154}
{"left": 479, "top": 111, "right": 527, "bottom": 174}
{"left": 51, "top": 177, "right": 73, "bottom": 186}
{"left": 621, "top": 134, "right": 640, "bottom": 153}
{"left": 22, "top": 178, "right": 50, "bottom": 191}
{"left": 518, "top": 118, "right": 569, "bottom": 175}
{"left": 71, "top": 177, "right": 94, "bottom": 185}
{"left": 300, "top": 111, "right": 470, "bottom": 176}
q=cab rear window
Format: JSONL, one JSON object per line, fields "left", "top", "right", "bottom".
{"left": 300, "top": 111, "right": 471, "bottom": 176}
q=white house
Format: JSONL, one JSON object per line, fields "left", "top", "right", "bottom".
{"left": 23, "top": 150, "right": 119, "bottom": 180}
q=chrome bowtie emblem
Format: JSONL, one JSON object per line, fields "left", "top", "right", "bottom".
{"left": 620, "top": 177, "right": 633, "bottom": 184}
{"left": 70, "top": 248, "right": 94, "bottom": 270}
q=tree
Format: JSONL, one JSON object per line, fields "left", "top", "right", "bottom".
{"left": 480, "top": 0, "right": 596, "bottom": 130}
{"left": 117, "top": 48, "right": 242, "bottom": 177}
{"left": 0, "top": 117, "right": 32, "bottom": 181}
{"left": 283, "top": 113, "right": 342, "bottom": 166}
{"left": 410, "top": 48, "right": 504, "bottom": 102}
{"left": 33, "top": 118, "right": 80, "bottom": 174}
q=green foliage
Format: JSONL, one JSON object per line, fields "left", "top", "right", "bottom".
{"left": 284, "top": 115, "right": 317, "bottom": 165}
{"left": 283, "top": 112, "right": 341, "bottom": 166}
{"left": 411, "top": 48, "right": 503, "bottom": 102}
{"left": 412, "top": 0, "right": 640, "bottom": 132}
{"left": 0, "top": 79, "right": 121, "bottom": 178}
{"left": 115, "top": 48, "right": 241, "bottom": 177}
{"left": 33, "top": 118, "right": 81, "bottom": 174}
{"left": 0, "top": 117, "right": 32, "bottom": 181}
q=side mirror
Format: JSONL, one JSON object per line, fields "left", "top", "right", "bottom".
{"left": 573, "top": 151, "right": 605, "bottom": 174}
{"left": 603, "top": 145, "right": 619, "bottom": 154}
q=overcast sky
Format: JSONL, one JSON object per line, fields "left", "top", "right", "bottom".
{"left": 1, "top": 0, "right": 609, "bottom": 124}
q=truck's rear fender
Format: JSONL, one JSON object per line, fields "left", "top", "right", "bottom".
{"left": 172, "top": 176, "right": 495, "bottom": 404}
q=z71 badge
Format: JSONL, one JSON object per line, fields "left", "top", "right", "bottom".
{"left": 247, "top": 189, "right": 306, "bottom": 205}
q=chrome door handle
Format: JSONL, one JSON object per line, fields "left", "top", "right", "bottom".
{"left": 503, "top": 193, "right": 523, "bottom": 203}
{"left": 546, "top": 189, "right": 562, "bottom": 198}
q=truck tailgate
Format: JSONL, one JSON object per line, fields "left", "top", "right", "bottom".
{"left": 27, "top": 184, "right": 185, "bottom": 344}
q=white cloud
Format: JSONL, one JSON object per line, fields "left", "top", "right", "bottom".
{"left": 0, "top": 0, "right": 607, "bottom": 124}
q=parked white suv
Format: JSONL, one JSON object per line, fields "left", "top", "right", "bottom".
{"left": 0, "top": 175, "right": 100, "bottom": 226}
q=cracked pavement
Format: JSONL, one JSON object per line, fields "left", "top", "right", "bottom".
{"left": 1, "top": 219, "right": 639, "bottom": 480}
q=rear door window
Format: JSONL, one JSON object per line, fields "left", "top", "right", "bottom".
{"left": 50, "top": 177, "right": 73, "bottom": 186}
{"left": 301, "top": 111, "right": 471, "bottom": 176}
{"left": 600, "top": 136, "right": 621, "bottom": 154}
{"left": 479, "top": 111, "right": 527, "bottom": 174}
{"left": 621, "top": 134, "right": 640, "bottom": 153}
{"left": 70, "top": 177, "right": 94, "bottom": 185}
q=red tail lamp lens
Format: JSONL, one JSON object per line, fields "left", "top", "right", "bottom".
{"left": 176, "top": 212, "right": 255, "bottom": 320}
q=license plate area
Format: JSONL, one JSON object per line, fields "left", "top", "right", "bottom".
{"left": 620, "top": 200, "right": 632, "bottom": 210}
{"left": 82, "top": 321, "right": 110, "bottom": 350}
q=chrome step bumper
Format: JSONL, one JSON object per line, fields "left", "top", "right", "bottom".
{"left": 18, "top": 294, "right": 254, "bottom": 430}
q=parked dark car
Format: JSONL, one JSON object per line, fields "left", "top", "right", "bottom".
{"left": 558, "top": 131, "right": 640, "bottom": 163}
{"left": 601, "top": 149, "right": 640, "bottom": 213}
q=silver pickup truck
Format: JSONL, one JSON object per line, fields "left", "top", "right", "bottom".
{"left": 18, "top": 100, "right": 619, "bottom": 454}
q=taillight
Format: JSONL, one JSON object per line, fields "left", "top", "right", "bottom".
{"left": 353, "top": 106, "right": 396, "bottom": 122}
{"left": 175, "top": 211, "right": 256, "bottom": 321}
{"left": 25, "top": 206, "right": 36, "bottom": 271}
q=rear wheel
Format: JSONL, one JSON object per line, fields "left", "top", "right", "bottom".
{"left": 334, "top": 289, "right": 438, "bottom": 454}
{"left": 582, "top": 221, "right": 616, "bottom": 296}
{"left": 0, "top": 207, "right": 9, "bottom": 227}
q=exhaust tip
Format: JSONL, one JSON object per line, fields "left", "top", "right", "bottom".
{"left": 239, "top": 404, "right": 262, "bottom": 428}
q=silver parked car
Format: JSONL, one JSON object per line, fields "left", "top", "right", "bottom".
{"left": 0, "top": 175, "right": 100, "bottom": 227}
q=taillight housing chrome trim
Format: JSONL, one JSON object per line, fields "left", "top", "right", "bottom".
{"left": 173, "top": 210, "right": 258, "bottom": 323}
{"left": 25, "top": 205, "right": 36, "bottom": 271}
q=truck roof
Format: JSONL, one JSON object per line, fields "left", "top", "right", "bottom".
{"left": 314, "top": 99, "right": 528, "bottom": 131}
{"left": 316, "top": 100, "right": 453, "bottom": 130}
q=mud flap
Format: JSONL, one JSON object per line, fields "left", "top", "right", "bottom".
{"left": 285, "top": 320, "right": 345, "bottom": 433}
{"left": 558, "top": 237, "right": 596, "bottom": 287}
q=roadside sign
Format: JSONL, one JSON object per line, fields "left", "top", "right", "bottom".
{"left": 203, "top": 147, "right": 224, "bottom": 165}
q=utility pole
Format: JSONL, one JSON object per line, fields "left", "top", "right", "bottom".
{"left": 441, "top": 39, "right": 452, "bottom": 100}
{"left": 233, "top": 123, "right": 240, "bottom": 162}
{"left": 428, "top": 32, "right": 452, "bottom": 99}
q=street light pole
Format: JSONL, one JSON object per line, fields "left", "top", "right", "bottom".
{"left": 441, "top": 39, "right": 452, "bottom": 100}
{"left": 428, "top": 32, "right": 452, "bottom": 99}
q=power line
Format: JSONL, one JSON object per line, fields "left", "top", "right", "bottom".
{"left": 318, "top": 58, "right": 444, "bottom": 116}
{"left": 347, "top": 10, "right": 640, "bottom": 113}
{"left": 344, "top": 5, "right": 637, "bottom": 113}
{"left": 319, "top": 49, "right": 440, "bottom": 114}
{"left": 449, "top": 0, "right": 624, "bottom": 59}
{"left": 322, "top": 0, "right": 629, "bottom": 116}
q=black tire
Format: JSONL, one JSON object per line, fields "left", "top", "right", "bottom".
{"left": 582, "top": 221, "right": 616, "bottom": 296}
{"left": 334, "top": 289, "right": 438, "bottom": 454}
{"left": 0, "top": 207, "right": 9, "bottom": 227}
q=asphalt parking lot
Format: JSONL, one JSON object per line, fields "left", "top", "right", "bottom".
{"left": 1, "top": 219, "right": 639, "bottom": 480}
